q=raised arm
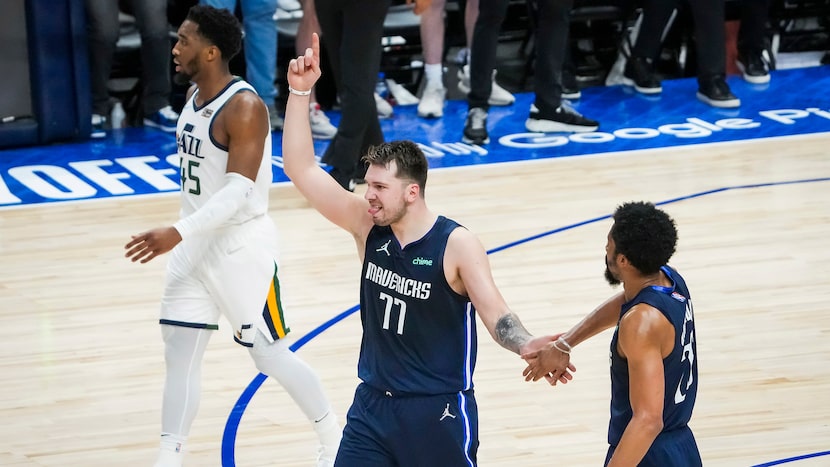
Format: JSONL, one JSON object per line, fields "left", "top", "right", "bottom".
{"left": 282, "top": 33, "right": 372, "bottom": 239}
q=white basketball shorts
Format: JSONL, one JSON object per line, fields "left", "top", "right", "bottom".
{"left": 159, "top": 215, "right": 290, "bottom": 346}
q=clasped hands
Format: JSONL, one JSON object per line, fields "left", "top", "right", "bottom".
{"left": 521, "top": 334, "right": 576, "bottom": 386}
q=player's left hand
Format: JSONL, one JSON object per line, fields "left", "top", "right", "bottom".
{"left": 124, "top": 226, "right": 182, "bottom": 263}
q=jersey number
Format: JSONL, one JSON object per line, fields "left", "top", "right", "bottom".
{"left": 674, "top": 300, "right": 696, "bottom": 404}
{"left": 180, "top": 159, "right": 201, "bottom": 195}
{"left": 379, "top": 292, "right": 407, "bottom": 335}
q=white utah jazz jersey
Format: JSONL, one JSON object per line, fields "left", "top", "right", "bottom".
{"left": 175, "top": 78, "right": 272, "bottom": 224}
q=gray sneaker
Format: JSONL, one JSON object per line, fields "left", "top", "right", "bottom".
{"left": 462, "top": 107, "right": 489, "bottom": 145}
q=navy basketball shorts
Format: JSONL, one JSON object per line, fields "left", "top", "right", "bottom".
{"left": 335, "top": 382, "right": 479, "bottom": 467}
{"left": 604, "top": 425, "right": 702, "bottom": 467}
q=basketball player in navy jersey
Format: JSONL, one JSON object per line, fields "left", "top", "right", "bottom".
{"left": 282, "top": 34, "right": 574, "bottom": 466}
{"left": 522, "top": 202, "right": 701, "bottom": 466}
{"left": 124, "top": 6, "right": 340, "bottom": 466}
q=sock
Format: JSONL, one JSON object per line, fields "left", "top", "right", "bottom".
{"left": 424, "top": 63, "right": 443, "bottom": 86}
{"left": 154, "top": 432, "right": 186, "bottom": 467}
{"left": 313, "top": 411, "right": 342, "bottom": 461}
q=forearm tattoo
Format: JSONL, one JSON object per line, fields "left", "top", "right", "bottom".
{"left": 494, "top": 313, "right": 532, "bottom": 353}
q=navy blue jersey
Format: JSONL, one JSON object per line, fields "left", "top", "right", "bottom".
{"left": 608, "top": 266, "right": 698, "bottom": 447}
{"left": 358, "top": 216, "right": 477, "bottom": 395}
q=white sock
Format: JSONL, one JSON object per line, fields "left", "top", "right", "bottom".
{"left": 313, "top": 411, "right": 342, "bottom": 461}
{"left": 424, "top": 63, "right": 443, "bottom": 87}
{"left": 154, "top": 432, "right": 186, "bottom": 467}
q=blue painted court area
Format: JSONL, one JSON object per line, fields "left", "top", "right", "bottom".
{"left": 0, "top": 65, "right": 829, "bottom": 208}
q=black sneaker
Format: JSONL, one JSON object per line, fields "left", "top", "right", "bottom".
{"left": 462, "top": 107, "right": 489, "bottom": 145}
{"left": 696, "top": 75, "right": 741, "bottom": 108}
{"left": 736, "top": 50, "right": 770, "bottom": 84}
{"left": 622, "top": 56, "right": 662, "bottom": 94}
{"left": 525, "top": 104, "right": 599, "bottom": 133}
{"left": 562, "top": 68, "right": 581, "bottom": 100}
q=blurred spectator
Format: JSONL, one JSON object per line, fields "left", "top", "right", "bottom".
{"left": 621, "top": 0, "right": 741, "bottom": 108}
{"left": 85, "top": 0, "right": 179, "bottom": 137}
{"left": 295, "top": 0, "right": 338, "bottom": 139}
{"left": 315, "top": 0, "right": 390, "bottom": 190}
{"left": 462, "top": 0, "right": 599, "bottom": 145}
{"left": 413, "top": 0, "right": 514, "bottom": 119}
{"left": 736, "top": 0, "right": 772, "bottom": 83}
{"left": 201, "top": 0, "right": 284, "bottom": 130}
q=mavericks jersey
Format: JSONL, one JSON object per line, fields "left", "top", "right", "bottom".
{"left": 608, "top": 265, "right": 698, "bottom": 446}
{"left": 176, "top": 78, "right": 272, "bottom": 224}
{"left": 359, "top": 216, "right": 477, "bottom": 395}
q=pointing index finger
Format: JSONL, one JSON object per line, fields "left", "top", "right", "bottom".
{"left": 311, "top": 32, "right": 320, "bottom": 62}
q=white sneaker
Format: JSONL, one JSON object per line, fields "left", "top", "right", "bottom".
{"left": 277, "top": 0, "right": 301, "bottom": 11}
{"left": 457, "top": 64, "right": 515, "bottom": 106}
{"left": 309, "top": 103, "right": 337, "bottom": 140}
{"left": 387, "top": 79, "right": 420, "bottom": 106}
{"left": 375, "top": 93, "right": 393, "bottom": 118}
{"left": 417, "top": 81, "right": 445, "bottom": 118}
{"left": 488, "top": 70, "right": 515, "bottom": 106}
{"left": 316, "top": 445, "right": 336, "bottom": 467}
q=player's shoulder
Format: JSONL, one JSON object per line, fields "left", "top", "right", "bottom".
{"left": 445, "top": 223, "right": 484, "bottom": 260}
{"left": 619, "top": 302, "right": 672, "bottom": 337}
{"left": 222, "top": 90, "right": 268, "bottom": 128}
{"left": 227, "top": 87, "right": 266, "bottom": 110}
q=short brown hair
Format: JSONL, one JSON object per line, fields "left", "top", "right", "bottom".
{"left": 362, "top": 140, "right": 428, "bottom": 193}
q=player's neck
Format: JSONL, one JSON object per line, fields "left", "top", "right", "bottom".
{"left": 622, "top": 271, "right": 666, "bottom": 301}
{"left": 390, "top": 206, "right": 437, "bottom": 248}
{"left": 194, "top": 69, "right": 235, "bottom": 104}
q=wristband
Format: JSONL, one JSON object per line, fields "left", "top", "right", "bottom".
{"left": 288, "top": 86, "right": 312, "bottom": 96}
{"left": 552, "top": 339, "right": 571, "bottom": 355}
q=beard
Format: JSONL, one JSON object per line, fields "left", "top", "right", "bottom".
{"left": 173, "top": 71, "right": 193, "bottom": 86}
{"left": 374, "top": 208, "right": 404, "bottom": 227}
{"left": 604, "top": 255, "right": 621, "bottom": 286}
{"left": 372, "top": 199, "right": 407, "bottom": 227}
{"left": 604, "top": 266, "right": 621, "bottom": 286}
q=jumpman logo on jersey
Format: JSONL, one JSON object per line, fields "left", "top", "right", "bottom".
{"left": 440, "top": 403, "right": 456, "bottom": 421}
{"left": 376, "top": 239, "right": 391, "bottom": 256}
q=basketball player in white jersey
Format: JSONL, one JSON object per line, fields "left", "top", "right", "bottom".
{"left": 124, "top": 6, "right": 341, "bottom": 466}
